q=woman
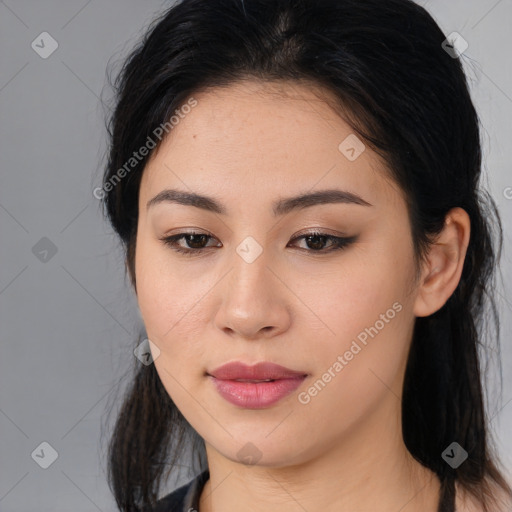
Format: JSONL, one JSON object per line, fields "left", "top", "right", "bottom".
{"left": 101, "top": 0, "right": 512, "bottom": 510}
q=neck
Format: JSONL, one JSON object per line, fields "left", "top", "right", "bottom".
{"left": 198, "top": 393, "right": 441, "bottom": 512}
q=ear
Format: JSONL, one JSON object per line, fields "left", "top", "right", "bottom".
{"left": 413, "top": 207, "right": 471, "bottom": 317}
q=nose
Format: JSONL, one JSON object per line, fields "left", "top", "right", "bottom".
{"left": 212, "top": 243, "right": 292, "bottom": 340}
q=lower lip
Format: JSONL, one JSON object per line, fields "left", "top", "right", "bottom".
{"left": 208, "top": 375, "right": 307, "bottom": 409}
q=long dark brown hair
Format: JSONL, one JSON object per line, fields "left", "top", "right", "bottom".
{"left": 98, "top": 0, "right": 512, "bottom": 510}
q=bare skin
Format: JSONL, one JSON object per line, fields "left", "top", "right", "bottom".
{"left": 134, "top": 79, "right": 473, "bottom": 511}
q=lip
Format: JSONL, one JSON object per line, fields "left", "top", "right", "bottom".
{"left": 207, "top": 361, "right": 308, "bottom": 409}
{"left": 208, "top": 361, "right": 308, "bottom": 380}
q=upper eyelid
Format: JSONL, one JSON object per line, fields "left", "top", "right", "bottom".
{"left": 162, "top": 224, "right": 348, "bottom": 237}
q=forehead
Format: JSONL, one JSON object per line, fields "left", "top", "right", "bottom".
{"left": 140, "top": 80, "right": 401, "bottom": 211}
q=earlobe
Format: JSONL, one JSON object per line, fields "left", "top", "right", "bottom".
{"left": 413, "top": 207, "right": 471, "bottom": 318}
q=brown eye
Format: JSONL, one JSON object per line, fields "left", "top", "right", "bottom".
{"left": 288, "top": 232, "right": 357, "bottom": 253}
{"left": 160, "top": 231, "right": 356, "bottom": 256}
{"left": 160, "top": 231, "right": 220, "bottom": 255}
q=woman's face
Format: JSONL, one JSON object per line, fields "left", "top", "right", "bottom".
{"left": 135, "top": 80, "right": 422, "bottom": 467}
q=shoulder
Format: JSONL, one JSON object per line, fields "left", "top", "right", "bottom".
{"left": 148, "top": 480, "right": 191, "bottom": 512}
{"left": 147, "top": 470, "right": 209, "bottom": 512}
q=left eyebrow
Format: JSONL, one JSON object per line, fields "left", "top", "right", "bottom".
{"left": 146, "top": 188, "right": 373, "bottom": 216}
{"left": 273, "top": 189, "right": 373, "bottom": 216}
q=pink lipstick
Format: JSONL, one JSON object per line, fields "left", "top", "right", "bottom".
{"left": 207, "top": 361, "right": 308, "bottom": 409}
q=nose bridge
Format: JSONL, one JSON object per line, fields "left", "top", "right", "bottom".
{"left": 229, "top": 234, "right": 274, "bottom": 297}
{"left": 212, "top": 233, "right": 289, "bottom": 337}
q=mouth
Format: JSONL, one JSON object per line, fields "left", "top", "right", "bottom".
{"left": 206, "top": 361, "right": 308, "bottom": 409}
{"left": 207, "top": 361, "right": 308, "bottom": 381}
{"left": 230, "top": 378, "right": 276, "bottom": 382}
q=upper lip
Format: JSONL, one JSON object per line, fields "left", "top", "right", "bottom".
{"left": 208, "top": 361, "right": 308, "bottom": 380}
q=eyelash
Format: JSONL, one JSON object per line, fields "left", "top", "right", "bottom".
{"left": 159, "top": 230, "right": 357, "bottom": 256}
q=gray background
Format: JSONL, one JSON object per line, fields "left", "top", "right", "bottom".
{"left": 1, "top": 0, "right": 511, "bottom": 510}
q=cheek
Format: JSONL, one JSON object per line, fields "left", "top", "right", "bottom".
{"left": 136, "top": 254, "right": 209, "bottom": 409}
{"left": 293, "top": 275, "right": 412, "bottom": 442}
{"left": 297, "top": 245, "right": 414, "bottom": 389}
{"left": 299, "top": 249, "right": 410, "bottom": 338}
{"left": 135, "top": 240, "right": 206, "bottom": 361}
